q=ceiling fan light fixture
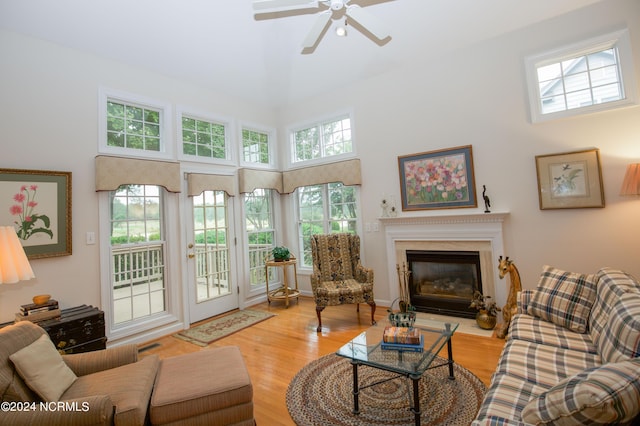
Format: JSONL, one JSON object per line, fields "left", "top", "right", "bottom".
{"left": 329, "top": 0, "right": 345, "bottom": 11}
{"left": 336, "top": 19, "right": 347, "bottom": 37}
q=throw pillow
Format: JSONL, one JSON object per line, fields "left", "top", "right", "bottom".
{"left": 521, "top": 358, "right": 640, "bottom": 425}
{"left": 527, "top": 265, "right": 597, "bottom": 333}
{"left": 9, "top": 333, "right": 77, "bottom": 401}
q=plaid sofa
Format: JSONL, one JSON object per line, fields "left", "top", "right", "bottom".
{"left": 473, "top": 267, "right": 640, "bottom": 425}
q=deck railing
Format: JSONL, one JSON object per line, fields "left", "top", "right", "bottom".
{"left": 112, "top": 243, "right": 274, "bottom": 288}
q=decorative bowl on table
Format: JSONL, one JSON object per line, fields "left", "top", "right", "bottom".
{"left": 32, "top": 294, "right": 51, "bottom": 305}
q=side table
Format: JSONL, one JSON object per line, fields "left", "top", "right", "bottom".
{"left": 37, "top": 305, "right": 107, "bottom": 354}
{"left": 265, "top": 259, "right": 300, "bottom": 308}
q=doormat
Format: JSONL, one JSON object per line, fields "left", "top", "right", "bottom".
{"left": 174, "top": 310, "right": 275, "bottom": 347}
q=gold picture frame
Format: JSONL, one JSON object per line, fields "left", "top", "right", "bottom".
{"left": 398, "top": 145, "right": 477, "bottom": 211}
{"left": 535, "top": 149, "right": 604, "bottom": 210}
{"left": 0, "top": 168, "right": 72, "bottom": 259}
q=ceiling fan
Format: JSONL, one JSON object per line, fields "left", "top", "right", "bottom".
{"left": 253, "top": 0, "right": 391, "bottom": 50}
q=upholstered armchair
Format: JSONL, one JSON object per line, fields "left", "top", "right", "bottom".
{"left": 1, "top": 320, "right": 158, "bottom": 425}
{"left": 310, "top": 233, "right": 376, "bottom": 332}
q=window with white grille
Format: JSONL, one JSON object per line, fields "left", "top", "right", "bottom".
{"left": 296, "top": 182, "right": 359, "bottom": 267}
{"left": 242, "top": 128, "right": 271, "bottom": 165}
{"left": 109, "top": 185, "right": 166, "bottom": 325}
{"left": 181, "top": 115, "right": 229, "bottom": 161}
{"left": 525, "top": 29, "right": 637, "bottom": 122}
{"left": 244, "top": 188, "right": 276, "bottom": 286}
{"left": 99, "top": 89, "right": 173, "bottom": 160}
{"left": 291, "top": 115, "right": 353, "bottom": 164}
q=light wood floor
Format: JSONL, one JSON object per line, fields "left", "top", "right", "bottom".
{"left": 138, "top": 297, "right": 505, "bottom": 426}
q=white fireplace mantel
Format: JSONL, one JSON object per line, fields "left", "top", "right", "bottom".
{"left": 379, "top": 211, "right": 509, "bottom": 226}
{"left": 381, "top": 211, "right": 510, "bottom": 309}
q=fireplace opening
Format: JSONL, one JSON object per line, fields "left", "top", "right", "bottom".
{"left": 407, "top": 250, "right": 482, "bottom": 319}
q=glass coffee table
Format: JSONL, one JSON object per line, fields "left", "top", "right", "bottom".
{"left": 336, "top": 317, "right": 459, "bottom": 426}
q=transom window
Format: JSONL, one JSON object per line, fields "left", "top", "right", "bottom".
{"left": 526, "top": 29, "right": 637, "bottom": 122}
{"left": 297, "top": 182, "right": 359, "bottom": 267}
{"left": 242, "top": 129, "right": 270, "bottom": 165}
{"left": 106, "top": 101, "right": 161, "bottom": 151}
{"left": 292, "top": 115, "right": 352, "bottom": 164}
{"left": 182, "top": 115, "right": 228, "bottom": 160}
{"left": 537, "top": 49, "right": 621, "bottom": 114}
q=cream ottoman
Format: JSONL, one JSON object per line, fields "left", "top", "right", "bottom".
{"left": 150, "top": 346, "right": 254, "bottom": 426}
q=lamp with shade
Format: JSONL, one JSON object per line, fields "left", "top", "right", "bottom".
{"left": 0, "top": 226, "right": 35, "bottom": 284}
{"left": 620, "top": 163, "right": 640, "bottom": 196}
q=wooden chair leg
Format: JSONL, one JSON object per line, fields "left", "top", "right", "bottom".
{"left": 369, "top": 301, "right": 377, "bottom": 325}
{"left": 356, "top": 303, "right": 360, "bottom": 312}
{"left": 316, "top": 306, "right": 325, "bottom": 332}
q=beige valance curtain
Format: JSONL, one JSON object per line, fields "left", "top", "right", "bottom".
{"left": 187, "top": 173, "right": 236, "bottom": 197}
{"left": 238, "top": 168, "right": 283, "bottom": 194}
{"left": 95, "top": 155, "right": 181, "bottom": 193}
{"left": 282, "top": 158, "right": 362, "bottom": 193}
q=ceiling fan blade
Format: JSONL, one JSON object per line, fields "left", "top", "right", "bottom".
{"left": 253, "top": 0, "right": 318, "bottom": 14}
{"left": 346, "top": 5, "right": 390, "bottom": 40}
{"left": 301, "top": 11, "right": 332, "bottom": 49}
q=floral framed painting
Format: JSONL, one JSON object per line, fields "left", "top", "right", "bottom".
{"left": 535, "top": 149, "right": 604, "bottom": 210}
{"left": 0, "top": 168, "right": 72, "bottom": 259}
{"left": 398, "top": 145, "right": 477, "bottom": 211}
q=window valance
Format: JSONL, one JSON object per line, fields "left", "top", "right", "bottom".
{"left": 238, "top": 168, "right": 283, "bottom": 194}
{"left": 95, "top": 155, "right": 181, "bottom": 193}
{"left": 282, "top": 158, "right": 361, "bottom": 193}
{"left": 187, "top": 173, "right": 236, "bottom": 197}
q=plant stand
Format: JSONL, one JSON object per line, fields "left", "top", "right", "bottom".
{"left": 265, "top": 259, "right": 299, "bottom": 308}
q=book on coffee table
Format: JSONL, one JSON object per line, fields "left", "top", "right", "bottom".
{"left": 380, "top": 334, "right": 424, "bottom": 353}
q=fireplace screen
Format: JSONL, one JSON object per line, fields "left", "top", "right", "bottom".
{"left": 407, "top": 250, "right": 482, "bottom": 318}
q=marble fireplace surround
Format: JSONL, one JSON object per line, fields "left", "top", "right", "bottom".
{"left": 380, "top": 212, "right": 510, "bottom": 312}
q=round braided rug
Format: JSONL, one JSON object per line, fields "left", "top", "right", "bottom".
{"left": 286, "top": 354, "right": 486, "bottom": 425}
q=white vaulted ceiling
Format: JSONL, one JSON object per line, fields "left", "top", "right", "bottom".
{"left": 0, "top": 0, "right": 604, "bottom": 107}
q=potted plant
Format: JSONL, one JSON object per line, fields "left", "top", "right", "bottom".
{"left": 469, "top": 291, "right": 501, "bottom": 330}
{"left": 272, "top": 246, "right": 290, "bottom": 262}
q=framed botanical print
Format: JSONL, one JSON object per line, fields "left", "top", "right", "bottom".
{"left": 535, "top": 149, "right": 604, "bottom": 210}
{"left": 0, "top": 168, "right": 72, "bottom": 258}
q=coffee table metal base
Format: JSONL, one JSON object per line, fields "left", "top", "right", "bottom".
{"left": 350, "top": 339, "right": 455, "bottom": 426}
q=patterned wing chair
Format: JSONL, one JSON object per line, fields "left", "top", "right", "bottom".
{"left": 310, "top": 233, "right": 376, "bottom": 332}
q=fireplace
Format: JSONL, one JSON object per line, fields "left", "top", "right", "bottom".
{"left": 407, "top": 250, "right": 482, "bottom": 319}
{"left": 381, "top": 212, "right": 509, "bottom": 316}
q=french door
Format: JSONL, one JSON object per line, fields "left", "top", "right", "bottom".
{"left": 185, "top": 189, "right": 238, "bottom": 323}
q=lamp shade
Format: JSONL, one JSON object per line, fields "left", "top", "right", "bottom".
{"left": 0, "top": 226, "right": 35, "bottom": 284}
{"left": 620, "top": 163, "right": 640, "bottom": 196}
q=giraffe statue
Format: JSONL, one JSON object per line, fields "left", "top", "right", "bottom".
{"left": 496, "top": 256, "right": 522, "bottom": 339}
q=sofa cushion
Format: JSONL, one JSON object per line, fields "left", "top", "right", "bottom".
{"left": 475, "top": 372, "right": 548, "bottom": 422}
{"left": 590, "top": 267, "right": 640, "bottom": 345}
{"left": 495, "top": 339, "right": 600, "bottom": 388}
{"left": 597, "top": 292, "right": 640, "bottom": 363}
{"left": 9, "top": 334, "right": 77, "bottom": 401}
{"left": 62, "top": 354, "right": 160, "bottom": 426}
{"left": 527, "top": 266, "right": 597, "bottom": 334}
{"left": 509, "top": 314, "right": 598, "bottom": 355}
{"left": 521, "top": 357, "right": 640, "bottom": 425}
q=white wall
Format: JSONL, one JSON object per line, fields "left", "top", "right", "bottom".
{"left": 1, "top": 0, "right": 639, "bottom": 326}
{"left": 0, "top": 30, "right": 275, "bottom": 324}
{"left": 279, "top": 0, "right": 640, "bottom": 303}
